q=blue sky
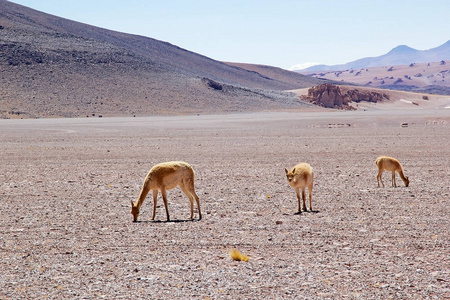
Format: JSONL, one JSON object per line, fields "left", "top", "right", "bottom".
{"left": 9, "top": 0, "right": 450, "bottom": 70}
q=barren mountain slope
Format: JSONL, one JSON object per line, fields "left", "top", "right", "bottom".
{"left": 0, "top": 0, "right": 323, "bottom": 118}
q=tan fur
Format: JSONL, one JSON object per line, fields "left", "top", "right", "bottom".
{"left": 285, "top": 163, "right": 314, "bottom": 213}
{"left": 130, "top": 161, "right": 201, "bottom": 222}
{"left": 375, "top": 156, "right": 409, "bottom": 187}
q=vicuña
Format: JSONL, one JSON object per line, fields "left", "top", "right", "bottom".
{"left": 375, "top": 156, "right": 409, "bottom": 187}
{"left": 130, "top": 161, "right": 202, "bottom": 222}
{"left": 285, "top": 163, "right": 314, "bottom": 213}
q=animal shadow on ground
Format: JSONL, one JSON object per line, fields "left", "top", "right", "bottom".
{"left": 294, "top": 210, "right": 320, "bottom": 215}
{"left": 135, "top": 219, "right": 200, "bottom": 224}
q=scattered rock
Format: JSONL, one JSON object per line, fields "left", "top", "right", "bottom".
{"left": 202, "top": 78, "right": 223, "bottom": 91}
{"left": 301, "top": 84, "right": 390, "bottom": 109}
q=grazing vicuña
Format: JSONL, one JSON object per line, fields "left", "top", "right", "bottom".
{"left": 285, "top": 163, "right": 314, "bottom": 213}
{"left": 375, "top": 156, "right": 410, "bottom": 187}
{"left": 130, "top": 161, "right": 202, "bottom": 222}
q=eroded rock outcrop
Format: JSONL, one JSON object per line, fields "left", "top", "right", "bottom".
{"left": 302, "top": 84, "right": 350, "bottom": 109}
{"left": 301, "top": 84, "right": 390, "bottom": 109}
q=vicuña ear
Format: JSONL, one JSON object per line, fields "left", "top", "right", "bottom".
{"left": 285, "top": 168, "right": 288, "bottom": 174}
{"left": 130, "top": 200, "right": 134, "bottom": 207}
{"left": 292, "top": 168, "right": 296, "bottom": 173}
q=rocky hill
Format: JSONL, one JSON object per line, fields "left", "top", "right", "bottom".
{"left": 0, "top": 0, "right": 324, "bottom": 118}
{"left": 301, "top": 60, "right": 450, "bottom": 95}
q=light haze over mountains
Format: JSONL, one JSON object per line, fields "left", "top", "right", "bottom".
{"left": 297, "top": 41, "right": 450, "bottom": 72}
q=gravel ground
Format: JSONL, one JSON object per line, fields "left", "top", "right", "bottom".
{"left": 0, "top": 110, "right": 449, "bottom": 299}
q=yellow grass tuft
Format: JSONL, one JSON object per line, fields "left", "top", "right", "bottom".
{"left": 230, "top": 249, "right": 249, "bottom": 262}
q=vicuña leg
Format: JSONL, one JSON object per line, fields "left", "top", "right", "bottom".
{"left": 179, "top": 183, "right": 194, "bottom": 219}
{"left": 160, "top": 188, "right": 170, "bottom": 221}
{"left": 294, "top": 187, "right": 302, "bottom": 213}
{"left": 377, "top": 169, "right": 385, "bottom": 187}
{"left": 391, "top": 171, "right": 397, "bottom": 187}
{"left": 308, "top": 183, "right": 313, "bottom": 211}
{"left": 152, "top": 189, "right": 158, "bottom": 220}
{"left": 179, "top": 176, "right": 202, "bottom": 220}
{"left": 301, "top": 188, "right": 307, "bottom": 212}
{"left": 189, "top": 186, "right": 201, "bottom": 220}
{"left": 194, "top": 193, "right": 201, "bottom": 220}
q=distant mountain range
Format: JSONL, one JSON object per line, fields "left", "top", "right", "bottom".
{"left": 298, "top": 40, "right": 450, "bottom": 72}
{"left": 0, "top": 0, "right": 323, "bottom": 118}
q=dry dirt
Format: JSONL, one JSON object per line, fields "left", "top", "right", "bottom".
{"left": 1, "top": 109, "right": 449, "bottom": 299}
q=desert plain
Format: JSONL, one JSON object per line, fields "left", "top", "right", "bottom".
{"left": 0, "top": 106, "right": 449, "bottom": 299}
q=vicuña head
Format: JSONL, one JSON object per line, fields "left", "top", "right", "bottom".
{"left": 130, "top": 161, "right": 202, "bottom": 222}
{"left": 285, "top": 162, "right": 314, "bottom": 213}
{"left": 375, "top": 156, "right": 409, "bottom": 187}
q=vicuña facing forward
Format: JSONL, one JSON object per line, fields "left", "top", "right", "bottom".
{"left": 285, "top": 163, "right": 314, "bottom": 213}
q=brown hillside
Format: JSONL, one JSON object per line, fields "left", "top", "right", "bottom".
{"left": 0, "top": 0, "right": 324, "bottom": 118}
